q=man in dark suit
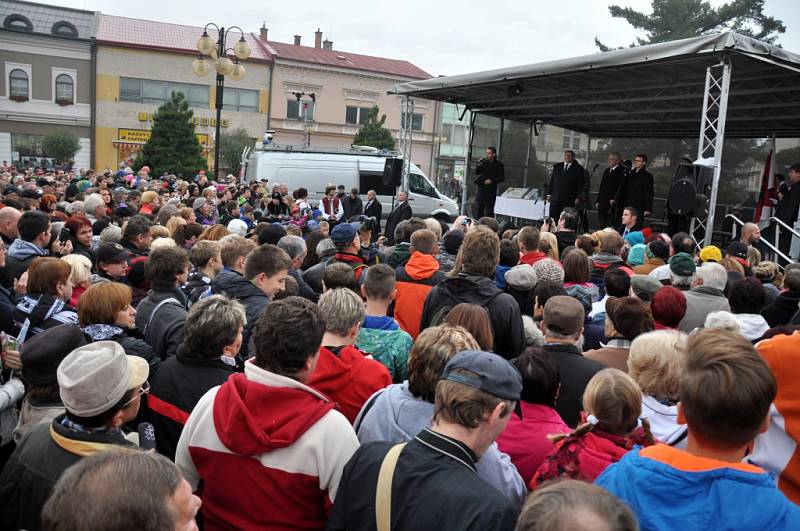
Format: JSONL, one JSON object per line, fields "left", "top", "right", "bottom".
{"left": 474, "top": 147, "right": 505, "bottom": 218}
{"left": 595, "top": 151, "right": 626, "bottom": 229}
{"left": 363, "top": 189, "right": 382, "bottom": 234}
{"left": 774, "top": 163, "right": 800, "bottom": 262}
{"left": 546, "top": 150, "right": 585, "bottom": 224}
{"left": 383, "top": 191, "right": 412, "bottom": 246}
{"left": 614, "top": 153, "right": 654, "bottom": 222}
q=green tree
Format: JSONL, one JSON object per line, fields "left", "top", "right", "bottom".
{"left": 596, "top": 0, "right": 785, "bottom": 51}
{"left": 353, "top": 106, "right": 395, "bottom": 150}
{"left": 135, "top": 92, "right": 207, "bottom": 177}
{"left": 218, "top": 128, "right": 254, "bottom": 176}
{"left": 42, "top": 130, "right": 80, "bottom": 164}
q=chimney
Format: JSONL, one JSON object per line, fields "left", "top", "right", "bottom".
{"left": 323, "top": 38, "right": 333, "bottom": 51}
{"left": 293, "top": 35, "right": 301, "bottom": 45}
{"left": 259, "top": 22, "right": 268, "bottom": 41}
{"left": 314, "top": 28, "right": 322, "bottom": 49}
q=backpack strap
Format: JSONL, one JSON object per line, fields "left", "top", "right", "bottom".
{"left": 376, "top": 443, "right": 406, "bottom": 531}
{"left": 143, "top": 297, "right": 181, "bottom": 340}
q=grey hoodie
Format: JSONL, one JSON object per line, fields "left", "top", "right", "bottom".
{"left": 355, "top": 382, "right": 527, "bottom": 508}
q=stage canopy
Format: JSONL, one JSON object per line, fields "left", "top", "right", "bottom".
{"left": 389, "top": 32, "right": 800, "bottom": 139}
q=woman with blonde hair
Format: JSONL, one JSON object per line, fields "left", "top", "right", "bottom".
{"left": 138, "top": 190, "right": 159, "bottom": 216}
{"left": 165, "top": 216, "right": 187, "bottom": 238}
{"left": 539, "top": 231, "right": 560, "bottom": 261}
{"left": 530, "top": 368, "right": 655, "bottom": 488}
{"left": 355, "top": 324, "right": 527, "bottom": 506}
{"left": 60, "top": 254, "right": 92, "bottom": 307}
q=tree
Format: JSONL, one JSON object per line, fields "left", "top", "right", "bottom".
{"left": 595, "top": 0, "right": 785, "bottom": 51}
{"left": 353, "top": 106, "right": 395, "bottom": 150}
{"left": 218, "top": 128, "right": 254, "bottom": 176}
{"left": 134, "top": 92, "right": 207, "bottom": 177}
{"left": 42, "top": 130, "right": 80, "bottom": 164}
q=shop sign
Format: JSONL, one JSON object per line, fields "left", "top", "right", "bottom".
{"left": 137, "top": 112, "right": 228, "bottom": 127}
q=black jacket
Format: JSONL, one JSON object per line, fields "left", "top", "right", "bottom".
{"left": 762, "top": 291, "right": 800, "bottom": 327}
{"left": 364, "top": 199, "right": 382, "bottom": 233}
{"left": 475, "top": 158, "right": 506, "bottom": 197}
{"left": 0, "top": 417, "right": 136, "bottom": 531}
{"left": 555, "top": 230, "right": 577, "bottom": 257}
{"left": 420, "top": 273, "right": 524, "bottom": 360}
{"left": 547, "top": 161, "right": 586, "bottom": 205}
{"left": 144, "top": 345, "right": 235, "bottom": 459}
{"left": 211, "top": 269, "right": 268, "bottom": 354}
{"left": 596, "top": 164, "right": 627, "bottom": 214}
{"left": 82, "top": 324, "right": 162, "bottom": 376}
{"left": 134, "top": 287, "right": 189, "bottom": 359}
{"left": 288, "top": 267, "right": 317, "bottom": 302}
{"left": 343, "top": 196, "right": 364, "bottom": 220}
{"left": 615, "top": 167, "right": 654, "bottom": 215}
{"left": 384, "top": 201, "right": 412, "bottom": 246}
{"left": 0, "top": 284, "right": 17, "bottom": 336}
{"left": 70, "top": 240, "right": 95, "bottom": 265}
{"left": 327, "top": 428, "right": 518, "bottom": 531}
{"left": 542, "top": 342, "right": 605, "bottom": 428}
{"left": 775, "top": 181, "right": 800, "bottom": 226}
{"left": 182, "top": 269, "right": 212, "bottom": 306}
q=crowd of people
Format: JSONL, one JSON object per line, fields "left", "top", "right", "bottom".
{"left": 1, "top": 161, "right": 800, "bottom": 530}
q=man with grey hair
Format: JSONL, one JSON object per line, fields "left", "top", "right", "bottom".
{"left": 679, "top": 262, "right": 730, "bottom": 333}
{"left": 83, "top": 193, "right": 107, "bottom": 227}
{"left": 302, "top": 237, "right": 337, "bottom": 294}
{"left": 65, "top": 201, "right": 85, "bottom": 218}
{"left": 541, "top": 295, "right": 604, "bottom": 427}
{"left": 146, "top": 294, "right": 246, "bottom": 459}
{"left": 278, "top": 235, "right": 315, "bottom": 301}
{"left": 307, "top": 288, "right": 392, "bottom": 423}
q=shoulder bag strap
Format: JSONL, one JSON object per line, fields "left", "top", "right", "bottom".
{"left": 143, "top": 297, "right": 180, "bottom": 339}
{"left": 375, "top": 442, "right": 406, "bottom": 531}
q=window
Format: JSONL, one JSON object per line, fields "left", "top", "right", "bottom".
{"left": 401, "top": 112, "right": 424, "bottom": 131}
{"left": 55, "top": 74, "right": 74, "bottom": 104}
{"left": 287, "top": 99, "right": 314, "bottom": 120}
{"left": 409, "top": 173, "right": 436, "bottom": 198}
{"left": 3, "top": 14, "right": 32, "bottom": 32}
{"left": 562, "top": 130, "right": 581, "bottom": 150}
{"left": 119, "top": 77, "right": 209, "bottom": 108}
{"left": 359, "top": 171, "right": 395, "bottom": 196}
{"left": 9, "top": 69, "right": 29, "bottom": 99}
{"left": 51, "top": 21, "right": 78, "bottom": 37}
{"left": 222, "top": 88, "right": 258, "bottom": 113}
{"left": 345, "top": 106, "right": 371, "bottom": 125}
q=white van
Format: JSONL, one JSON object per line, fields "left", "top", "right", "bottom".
{"left": 244, "top": 146, "right": 459, "bottom": 221}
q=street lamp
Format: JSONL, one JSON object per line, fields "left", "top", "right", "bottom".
{"left": 192, "top": 23, "right": 250, "bottom": 178}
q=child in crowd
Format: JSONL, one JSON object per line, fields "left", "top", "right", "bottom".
{"left": 597, "top": 329, "right": 800, "bottom": 530}
{"left": 287, "top": 206, "right": 307, "bottom": 232}
{"left": 355, "top": 264, "right": 412, "bottom": 382}
{"left": 495, "top": 239, "right": 519, "bottom": 289}
{"left": 319, "top": 220, "right": 330, "bottom": 237}
{"left": 531, "top": 368, "right": 654, "bottom": 488}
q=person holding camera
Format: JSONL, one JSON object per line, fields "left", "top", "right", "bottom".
{"left": 475, "top": 147, "right": 505, "bottom": 218}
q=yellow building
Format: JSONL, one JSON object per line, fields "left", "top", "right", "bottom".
{"left": 94, "top": 14, "right": 272, "bottom": 175}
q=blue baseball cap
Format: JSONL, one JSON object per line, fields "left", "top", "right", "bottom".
{"left": 442, "top": 350, "right": 523, "bottom": 417}
{"left": 330, "top": 222, "right": 361, "bottom": 246}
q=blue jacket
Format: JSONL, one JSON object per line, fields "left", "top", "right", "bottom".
{"left": 596, "top": 445, "right": 800, "bottom": 531}
{"left": 495, "top": 264, "right": 512, "bottom": 290}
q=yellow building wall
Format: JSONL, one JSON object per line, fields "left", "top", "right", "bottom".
{"left": 94, "top": 126, "right": 119, "bottom": 172}
{"left": 259, "top": 89, "right": 269, "bottom": 115}
{"left": 96, "top": 74, "right": 119, "bottom": 102}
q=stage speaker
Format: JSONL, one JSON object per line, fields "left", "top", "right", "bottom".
{"left": 667, "top": 163, "right": 714, "bottom": 217}
{"left": 383, "top": 158, "right": 403, "bottom": 187}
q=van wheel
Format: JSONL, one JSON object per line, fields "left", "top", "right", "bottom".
{"left": 434, "top": 213, "right": 451, "bottom": 223}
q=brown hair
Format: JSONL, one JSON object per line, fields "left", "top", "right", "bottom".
{"left": 407, "top": 325, "right": 479, "bottom": 402}
{"left": 720, "top": 256, "right": 745, "bottom": 275}
{"left": 682, "top": 328, "right": 776, "bottom": 448}
{"left": 190, "top": 239, "right": 221, "bottom": 268}
{"left": 552, "top": 368, "right": 654, "bottom": 444}
{"left": 197, "top": 224, "right": 229, "bottom": 242}
{"left": 219, "top": 235, "right": 256, "bottom": 267}
{"left": 562, "top": 249, "right": 591, "bottom": 284}
{"left": 78, "top": 282, "right": 132, "bottom": 325}
{"left": 150, "top": 225, "right": 169, "bottom": 239}
{"left": 518, "top": 226, "right": 540, "bottom": 252}
{"left": 576, "top": 233, "right": 598, "bottom": 256}
{"left": 433, "top": 368, "right": 514, "bottom": 429}
{"left": 27, "top": 257, "right": 71, "bottom": 296}
{"left": 461, "top": 227, "right": 500, "bottom": 277}
{"left": 598, "top": 230, "right": 624, "bottom": 255}
{"left": 410, "top": 229, "right": 438, "bottom": 256}
{"left": 178, "top": 207, "right": 195, "bottom": 222}
{"left": 445, "top": 303, "right": 494, "bottom": 351}
{"left": 165, "top": 216, "right": 186, "bottom": 237}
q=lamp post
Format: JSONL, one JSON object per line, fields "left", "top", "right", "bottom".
{"left": 192, "top": 23, "right": 250, "bottom": 178}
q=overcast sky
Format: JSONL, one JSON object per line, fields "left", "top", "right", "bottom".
{"left": 43, "top": 0, "right": 800, "bottom": 76}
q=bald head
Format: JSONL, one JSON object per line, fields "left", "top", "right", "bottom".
{"left": 0, "top": 207, "right": 21, "bottom": 239}
{"left": 741, "top": 223, "right": 760, "bottom": 245}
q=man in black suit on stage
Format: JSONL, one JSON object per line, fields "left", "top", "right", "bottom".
{"left": 546, "top": 150, "right": 585, "bottom": 224}
{"left": 383, "top": 191, "right": 412, "bottom": 246}
{"left": 595, "top": 151, "right": 626, "bottom": 229}
{"left": 474, "top": 146, "right": 505, "bottom": 218}
{"left": 363, "top": 189, "right": 382, "bottom": 234}
{"left": 774, "top": 163, "right": 800, "bottom": 262}
{"left": 614, "top": 153, "right": 654, "bottom": 223}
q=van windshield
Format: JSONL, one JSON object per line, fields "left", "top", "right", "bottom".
{"left": 409, "top": 173, "right": 437, "bottom": 198}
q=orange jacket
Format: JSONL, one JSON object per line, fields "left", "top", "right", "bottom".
{"left": 393, "top": 252, "right": 445, "bottom": 339}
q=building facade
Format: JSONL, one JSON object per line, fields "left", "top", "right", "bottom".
{"left": 0, "top": 1, "right": 95, "bottom": 170}
{"left": 93, "top": 15, "right": 272, "bottom": 174}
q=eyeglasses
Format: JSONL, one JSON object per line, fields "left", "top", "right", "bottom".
{"left": 122, "top": 381, "right": 150, "bottom": 408}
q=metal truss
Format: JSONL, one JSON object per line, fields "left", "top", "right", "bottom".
{"left": 694, "top": 59, "right": 732, "bottom": 247}
{"left": 399, "top": 97, "right": 415, "bottom": 192}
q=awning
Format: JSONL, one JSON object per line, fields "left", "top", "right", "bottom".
{"left": 390, "top": 32, "right": 800, "bottom": 139}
